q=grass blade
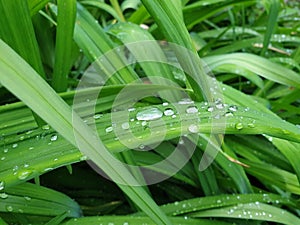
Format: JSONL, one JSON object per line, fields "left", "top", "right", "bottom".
{"left": 52, "top": 0, "right": 76, "bottom": 92}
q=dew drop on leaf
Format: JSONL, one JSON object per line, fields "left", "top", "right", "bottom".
{"left": 121, "top": 122, "right": 130, "bottom": 130}
{"left": 6, "top": 205, "right": 13, "bottom": 212}
{"left": 0, "top": 193, "right": 8, "bottom": 199}
{"left": 164, "top": 108, "right": 175, "bottom": 116}
{"left": 235, "top": 123, "right": 243, "bottom": 130}
{"left": 105, "top": 126, "right": 113, "bottom": 133}
{"left": 136, "top": 108, "right": 163, "bottom": 121}
{"left": 17, "top": 170, "right": 32, "bottom": 180}
{"left": 12, "top": 143, "right": 18, "bottom": 148}
{"left": 186, "top": 106, "right": 198, "bottom": 114}
{"left": 229, "top": 105, "right": 238, "bottom": 112}
{"left": 50, "top": 135, "right": 58, "bottom": 141}
{"left": 188, "top": 124, "right": 199, "bottom": 133}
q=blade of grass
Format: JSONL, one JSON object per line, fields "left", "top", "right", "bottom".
{"left": 0, "top": 0, "right": 45, "bottom": 79}
{"left": 80, "top": 0, "right": 122, "bottom": 21}
{"left": 28, "top": 0, "right": 49, "bottom": 16}
{"left": 204, "top": 53, "right": 300, "bottom": 89}
{"left": 190, "top": 202, "right": 300, "bottom": 225}
{"left": 260, "top": 0, "right": 280, "bottom": 56}
{"left": 52, "top": 0, "right": 76, "bottom": 92}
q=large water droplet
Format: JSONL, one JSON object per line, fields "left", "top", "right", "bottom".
{"left": 17, "top": 170, "right": 32, "bottom": 180}
{"left": 188, "top": 124, "right": 199, "bottom": 133}
{"left": 164, "top": 108, "right": 175, "bottom": 116}
{"left": 235, "top": 123, "right": 243, "bottom": 130}
{"left": 136, "top": 108, "right": 163, "bottom": 121}
{"left": 0, "top": 193, "right": 8, "bottom": 199}
{"left": 186, "top": 106, "right": 198, "bottom": 114}
{"left": 105, "top": 126, "right": 113, "bottom": 133}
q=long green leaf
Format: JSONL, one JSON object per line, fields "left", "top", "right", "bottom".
{"left": 52, "top": 0, "right": 76, "bottom": 92}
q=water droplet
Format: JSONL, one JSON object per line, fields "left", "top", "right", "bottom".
{"left": 164, "top": 108, "right": 175, "bottom": 116}
{"left": 128, "top": 107, "right": 135, "bottom": 112}
{"left": 139, "top": 144, "right": 145, "bottom": 150}
{"left": 136, "top": 108, "right": 163, "bottom": 121}
{"left": 3, "top": 148, "right": 8, "bottom": 153}
{"left": 17, "top": 170, "right": 32, "bottom": 180}
{"left": 93, "top": 114, "right": 102, "bottom": 119}
{"left": 12, "top": 143, "right": 18, "bottom": 148}
{"left": 80, "top": 155, "right": 88, "bottom": 161}
{"left": 24, "top": 196, "right": 31, "bottom": 201}
{"left": 188, "top": 124, "right": 199, "bottom": 133}
{"left": 50, "top": 135, "right": 58, "bottom": 141}
{"left": 207, "top": 106, "right": 214, "bottom": 112}
{"left": 229, "top": 105, "right": 238, "bottom": 112}
{"left": 247, "top": 123, "right": 255, "bottom": 128}
{"left": 235, "top": 123, "right": 243, "bottom": 130}
{"left": 141, "top": 121, "right": 147, "bottom": 126}
{"left": 42, "top": 124, "right": 50, "bottom": 130}
{"left": 105, "top": 126, "right": 113, "bottom": 133}
{"left": 1, "top": 157, "right": 5, "bottom": 161}
{"left": 121, "top": 122, "right": 130, "bottom": 130}
{"left": 19, "top": 136, "right": 25, "bottom": 140}
{"left": 268, "top": 214, "right": 272, "bottom": 218}
{"left": 186, "top": 106, "right": 198, "bottom": 114}
{"left": 178, "top": 98, "right": 194, "bottom": 105}
{"left": 6, "top": 205, "right": 13, "bottom": 212}
{"left": 162, "top": 102, "right": 169, "bottom": 106}
{"left": 0, "top": 193, "right": 8, "bottom": 199}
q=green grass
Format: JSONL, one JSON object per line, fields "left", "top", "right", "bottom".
{"left": 0, "top": 0, "right": 300, "bottom": 224}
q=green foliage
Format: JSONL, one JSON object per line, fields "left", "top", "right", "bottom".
{"left": 0, "top": 0, "right": 300, "bottom": 224}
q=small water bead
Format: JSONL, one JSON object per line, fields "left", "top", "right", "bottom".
{"left": 229, "top": 105, "right": 238, "bottom": 112}
{"left": 17, "top": 170, "right": 32, "bottom": 180}
{"left": 207, "top": 106, "right": 214, "bottom": 112}
{"left": 164, "top": 108, "right": 175, "bottom": 116}
{"left": 141, "top": 121, "right": 147, "bottom": 126}
{"left": 24, "top": 196, "right": 31, "bottom": 201}
{"left": 121, "top": 122, "right": 130, "bottom": 130}
{"left": 235, "top": 123, "right": 243, "bottom": 130}
{"left": 1, "top": 157, "right": 5, "bottom": 161}
{"left": 6, "top": 205, "right": 13, "bottom": 212}
{"left": 105, "top": 126, "right": 113, "bottom": 133}
{"left": 247, "top": 123, "right": 255, "bottom": 128}
{"left": 42, "top": 124, "right": 50, "bottom": 130}
{"left": 186, "top": 106, "right": 198, "bottom": 114}
{"left": 93, "top": 114, "right": 102, "bottom": 119}
{"left": 128, "top": 107, "right": 135, "bottom": 112}
{"left": 0, "top": 193, "right": 8, "bottom": 199}
{"left": 225, "top": 112, "right": 234, "bottom": 117}
{"left": 12, "top": 143, "right": 18, "bottom": 148}
{"left": 188, "top": 124, "right": 199, "bottom": 133}
{"left": 162, "top": 102, "right": 169, "bottom": 106}
{"left": 50, "top": 134, "right": 58, "bottom": 141}
{"left": 178, "top": 98, "right": 194, "bottom": 105}
{"left": 136, "top": 108, "right": 163, "bottom": 121}
{"left": 3, "top": 148, "right": 8, "bottom": 153}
